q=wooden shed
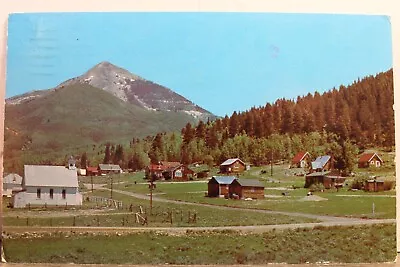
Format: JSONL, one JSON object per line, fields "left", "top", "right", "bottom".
{"left": 229, "top": 178, "right": 265, "bottom": 199}
{"left": 305, "top": 171, "right": 346, "bottom": 189}
{"left": 207, "top": 176, "right": 236, "bottom": 197}
{"left": 219, "top": 158, "right": 246, "bottom": 174}
{"left": 365, "top": 179, "right": 385, "bottom": 192}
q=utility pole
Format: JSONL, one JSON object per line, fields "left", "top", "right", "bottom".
{"left": 110, "top": 176, "right": 113, "bottom": 199}
{"left": 149, "top": 176, "right": 155, "bottom": 215}
{"left": 270, "top": 151, "right": 273, "bottom": 177}
{"left": 91, "top": 175, "right": 94, "bottom": 192}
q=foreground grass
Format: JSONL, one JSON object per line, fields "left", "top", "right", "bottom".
{"left": 4, "top": 189, "right": 317, "bottom": 227}
{"left": 4, "top": 224, "right": 396, "bottom": 264}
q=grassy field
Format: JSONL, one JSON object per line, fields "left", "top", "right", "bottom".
{"left": 109, "top": 173, "right": 396, "bottom": 219}
{"left": 3, "top": 223, "right": 396, "bottom": 264}
{"left": 3, "top": 189, "right": 318, "bottom": 227}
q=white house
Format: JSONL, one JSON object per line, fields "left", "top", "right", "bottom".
{"left": 13, "top": 165, "right": 83, "bottom": 208}
{"left": 2, "top": 173, "right": 23, "bottom": 197}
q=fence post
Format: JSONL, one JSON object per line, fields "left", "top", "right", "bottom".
{"left": 73, "top": 216, "right": 76, "bottom": 226}
{"left": 97, "top": 216, "right": 100, "bottom": 226}
{"left": 50, "top": 218, "right": 52, "bottom": 227}
{"left": 26, "top": 217, "right": 29, "bottom": 226}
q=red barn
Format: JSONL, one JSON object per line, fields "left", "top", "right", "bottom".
{"left": 219, "top": 158, "right": 245, "bottom": 174}
{"left": 358, "top": 153, "right": 383, "bottom": 168}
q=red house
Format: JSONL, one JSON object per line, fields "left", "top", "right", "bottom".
{"left": 358, "top": 153, "right": 383, "bottom": 168}
{"left": 145, "top": 161, "right": 194, "bottom": 181}
{"left": 219, "top": 158, "right": 246, "bottom": 174}
{"left": 291, "top": 151, "right": 311, "bottom": 168}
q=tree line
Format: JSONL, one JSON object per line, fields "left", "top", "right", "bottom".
{"left": 85, "top": 69, "right": 393, "bottom": 175}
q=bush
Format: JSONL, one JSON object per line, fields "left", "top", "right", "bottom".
{"left": 351, "top": 177, "right": 368, "bottom": 190}
{"left": 383, "top": 180, "right": 395, "bottom": 191}
{"left": 309, "top": 183, "right": 325, "bottom": 192}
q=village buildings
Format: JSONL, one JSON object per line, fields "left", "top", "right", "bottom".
{"left": 358, "top": 152, "right": 383, "bottom": 168}
{"left": 145, "top": 161, "right": 195, "bottom": 181}
{"left": 13, "top": 165, "right": 82, "bottom": 208}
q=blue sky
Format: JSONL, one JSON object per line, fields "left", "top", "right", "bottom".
{"left": 6, "top": 12, "right": 393, "bottom": 116}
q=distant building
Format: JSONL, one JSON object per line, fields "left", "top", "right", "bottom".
{"left": 98, "top": 164, "right": 122, "bottom": 175}
{"left": 229, "top": 178, "right": 265, "bottom": 199}
{"left": 162, "top": 164, "right": 195, "bottom": 181}
{"left": 67, "top": 156, "right": 76, "bottom": 170}
{"left": 358, "top": 153, "right": 383, "bottom": 168}
{"left": 219, "top": 158, "right": 246, "bottom": 174}
{"left": 365, "top": 179, "right": 385, "bottom": 192}
{"left": 207, "top": 176, "right": 236, "bottom": 197}
{"left": 86, "top": 166, "right": 99, "bottom": 176}
{"left": 13, "top": 165, "right": 82, "bottom": 208}
{"left": 2, "top": 173, "right": 23, "bottom": 197}
{"left": 145, "top": 161, "right": 183, "bottom": 180}
{"left": 305, "top": 170, "right": 346, "bottom": 189}
{"left": 291, "top": 151, "right": 311, "bottom": 168}
{"left": 311, "top": 155, "right": 334, "bottom": 172}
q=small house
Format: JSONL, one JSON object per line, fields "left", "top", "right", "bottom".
{"left": 2, "top": 173, "right": 23, "bottom": 197}
{"left": 358, "top": 153, "right": 383, "bottom": 168}
{"left": 86, "top": 166, "right": 99, "bottom": 176}
{"left": 98, "top": 164, "right": 122, "bottom": 175}
{"left": 291, "top": 151, "right": 311, "bottom": 168}
{"left": 207, "top": 176, "right": 236, "bottom": 197}
{"left": 229, "top": 178, "right": 265, "bottom": 199}
{"left": 162, "top": 165, "right": 195, "bottom": 181}
{"left": 13, "top": 165, "right": 82, "bottom": 208}
{"left": 311, "top": 155, "right": 334, "bottom": 172}
{"left": 365, "top": 179, "right": 385, "bottom": 192}
{"left": 219, "top": 158, "right": 245, "bottom": 174}
{"left": 305, "top": 170, "right": 346, "bottom": 189}
{"left": 145, "top": 161, "right": 181, "bottom": 180}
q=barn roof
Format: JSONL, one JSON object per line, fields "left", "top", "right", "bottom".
{"left": 311, "top": 155, "right": 331, "bottom": 170}
{"left": 358, "top": 153, "right": 383, "bottom": 163}
{"left": 99, "top": 164, "right": 122, "bottom": 171}
{"left": 306, "top": 171, "right": 330, "bottom": 177}
{"left": 160, "top": 161, "right": 181, "bottom": 168}
{"left": 3, "top": 173, "right": 23, "bottom": 185}
{"left": 209, "top": 176, "right": 236, "bottom": 185}
{"left": 234, "top": 178, "right": 264, "bottom": 187}
{"left": 220, "top": 158, "right": 245, "bottom": 166}
{"left": 24, "top": 165, "right": 78, "bottom": 188}
{"left": 292, "top": 152, "right": 309, "bottom": 164}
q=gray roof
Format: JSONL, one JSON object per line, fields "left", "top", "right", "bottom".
{"left": 220, "top": 158, "right": 245, "bottom": 166}
{"left": 210, "top": 176, "right": 236, "bottom": 185}
{"left": 24, "top": 165, "right": 79, "bottom": 188}
{"left": 311, "top": 155, "right": 331, "bottom": 170}
{"left": 235, "top": 178, "right": 264, "bottom": 187}
{"left": 3, "top": 173, "right": 23, "bottom": 185}
{"left": 306, "top": 171, "right": 330, "bottom": 177}
{"left": 99, "top": 164, "right": 121, "bottom": 171}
